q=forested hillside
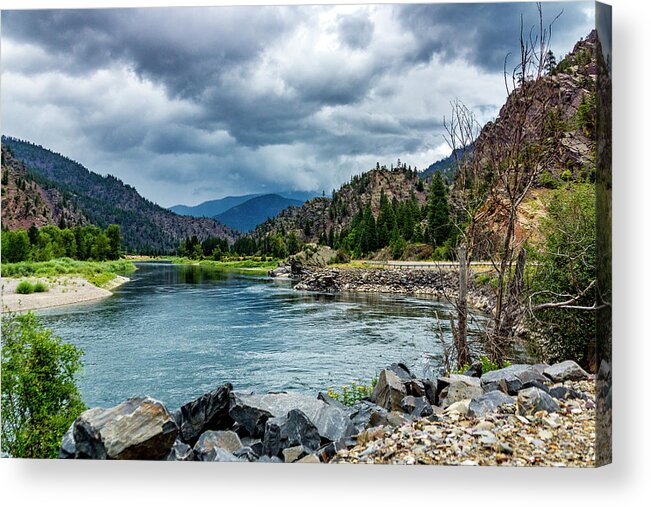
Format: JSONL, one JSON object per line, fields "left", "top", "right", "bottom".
{"left": 1, "top": 146, "right": 89, "bottom": 230}
{"left": 1, "top": 137, "right": 239, "bottom": 254}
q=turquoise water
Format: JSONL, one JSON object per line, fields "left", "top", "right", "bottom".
{"left": 38, "top": 262, "right": 486, "bottom": 410}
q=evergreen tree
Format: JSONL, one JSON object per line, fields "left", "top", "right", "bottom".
{"left": 105, "top": 224, "right": 121, "bottom": 260}
{"left": 427, "top": 172, "right": 451, "bottom": 247}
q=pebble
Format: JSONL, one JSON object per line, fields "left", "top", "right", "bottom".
{"left": 332, "top": 380, "right": 596, "bottom": 467}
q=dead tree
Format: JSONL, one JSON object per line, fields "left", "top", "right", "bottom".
{"left": 441, "top": 100, "right": 486, "bottom": 368}
{"left": 482, "top": 3, "right": 562, "bottom": 364}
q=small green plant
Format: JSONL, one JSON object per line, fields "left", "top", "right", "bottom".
{"left": 33, "top": 281, "right": 49, "bottom": 293}
{"left": 452, "top": 356, "right": 511, "bottom": 375}
{"left": 327, "top": 378, "right": 378, "bottom": 406}
{"left": 16, "top": 280, "right": 35, "bottom": 294}
{"left": 86, "top": 271, "right": 116, "bottom": 288}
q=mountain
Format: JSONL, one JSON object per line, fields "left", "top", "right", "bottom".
{"left": 169, "top": 190, "right": 318, "bottom": 218}
{"left": 250, "top": 166, "right": 427, "bottom": 245}
{"left": 215, "top": 194, "right": 302, "bottom": 232}
{"left": 1, "top": 137, "right": 239, "bottom": 253}
{"left": 1, "top": 145, "right": 89, "bottom": 230}
{"left": 420, "top": 146, "right": 471, "bottom": 182}
{"left": 169, "top": 194, "right": 262, "bottom": 217}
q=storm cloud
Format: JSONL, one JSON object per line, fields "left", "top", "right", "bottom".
{"left": 1, "top": 2, "right": 594, "bottom": 207}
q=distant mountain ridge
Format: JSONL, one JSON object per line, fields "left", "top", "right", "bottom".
{"left": 1, "top": 136, "right": 239, "bottom": 253}
{"left": 215, "top": 194, "right": 302, "bottom": 232}
{"left": 419, "top": 146, "right": 471, "bottom": 182}
{"left": 170, "top": 190, "right": 318, "bottom": 219}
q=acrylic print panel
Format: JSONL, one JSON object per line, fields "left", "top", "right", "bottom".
{"left": 0, "top": 1, "right": 611, "bottom": 466}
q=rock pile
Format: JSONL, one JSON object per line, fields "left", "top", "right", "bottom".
{"left": 293, "top": 268, "right": 494, "bottom": 313}
{"left": 59, "top": 360, "right": 595, "bottom": 466}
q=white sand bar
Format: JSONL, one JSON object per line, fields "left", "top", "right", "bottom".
{"left": 1, "top": 275, "right": 129, "bottom": 313}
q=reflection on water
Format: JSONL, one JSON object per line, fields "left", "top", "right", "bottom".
{"left": 38, "top": 262, "right": 488, "bottom": 410}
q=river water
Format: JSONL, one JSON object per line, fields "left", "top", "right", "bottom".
{"left": 38, "top": 262, "right": 487, "bottom": 410}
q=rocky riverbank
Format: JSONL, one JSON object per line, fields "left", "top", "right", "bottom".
{"left": 291, "top": 267, "right": 495, "bottom": 314}
{"left": 57, "top": 359, "right": 598, "bottom": 466}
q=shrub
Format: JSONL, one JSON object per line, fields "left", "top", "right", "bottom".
{"left": 16, "top": 280, "right": 35, "bottom": 294}
{"left": 539, "top": 170, "right": 558, "bottom": 189}
{"left": 1, "top": 312, "right": 86, "bottom": 458}
{"left": 33, "top": 281, "right": 49, "bottom": 293}
{"left": 327, "top": 378, "right": 377, "bottom": 406}
{"left": 530, "top": 183, "right": 596, "bottom": 367}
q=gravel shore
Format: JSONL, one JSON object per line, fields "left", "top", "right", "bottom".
{"left": 332, "top": 379, "right": 596, "bottom": 467}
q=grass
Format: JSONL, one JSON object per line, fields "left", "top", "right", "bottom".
{"left": 1, "top": 258, "right": 136, "bottom": 286}
{"left": 14, "top": 280, "right": 50, "bottom": 294}
{"left": 170, "top": 256, "right": 279, "bottom": 274}
{"left": 16, "top": 280, "right": 35, "bottom": 294}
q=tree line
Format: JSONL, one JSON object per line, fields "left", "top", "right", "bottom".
{"left": 1, "top": 224, "right": 122, "bottom": 263}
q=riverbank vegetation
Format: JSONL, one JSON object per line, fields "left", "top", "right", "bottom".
{"left": 2, "top": 224, "right": 122, "bottom": 263}
{"left": 1, "top": 258, "right": 135, "bottom": 286}
{"left": 1, "top": 312, "right": 86, "bottom": 458}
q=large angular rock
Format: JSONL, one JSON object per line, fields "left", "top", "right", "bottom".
{"left": 58, "top": 424, "right": 76, "bottom": 459}
{"left": 436, "top": 375, "right": 483, "bottom": 407}
{"left": 517, "top": 387, "right": 560, "bottom": 417}
{"left": 348, "top": 400, "right": 389, "bottom": 432}
{"left": 282, "top": 445, "right": 308, "bottom": 463}
{"left": 371, "top": 369, "right": 407, "bottom": 411}
{"left": 73, "top": 397, "right": 177, "bottom": 460}
{"left": 193, "top": 430, "right": 244, "bottom": 461}
{"left": 230, "top": 392, "right": 355, "bottom": 442}
{"left": 263, "top": 409, "right": 321, "bottom": 458}
{"left": 481, "top": 364, "right": 548, "bottom": 395}
{"left": 467, "top": 391, "right": 516, "bottom": 418}
{"left": 400, "top": 396, "right": 433, "bottom": 417}
{"left": 543, "top": 361, "right": 590, "bottom": 383}
{"left": 174, "top": 383, "right": 232, "bottom": 445}
{"left": 165, "top": 438, "right": 194, "bottom": 461}
{"left": 233, "top": 446, "right": 259, "bottom": 462}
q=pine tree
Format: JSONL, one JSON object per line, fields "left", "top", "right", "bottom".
{"left": 427, "top": 172, "right": 451, "bottom": 247}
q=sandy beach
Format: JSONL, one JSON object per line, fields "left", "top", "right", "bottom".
{"left": 1, "top": 275, "right": 129, "bottom": 313}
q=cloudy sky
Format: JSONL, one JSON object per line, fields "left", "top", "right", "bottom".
{"left": 1, "top": 1, "right": 595, "bottom": 208}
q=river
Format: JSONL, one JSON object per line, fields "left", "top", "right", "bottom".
{"left": 38, "top": 262, "right": 487, "bottom": 410}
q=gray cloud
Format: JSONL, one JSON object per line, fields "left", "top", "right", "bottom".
{"left": 1, "top": 3, "right": 595, "bottom": 207}
{"left": 338, "top": 13, "right": 375, "bottom": 50}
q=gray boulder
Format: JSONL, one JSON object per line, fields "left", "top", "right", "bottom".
{"left": 481, "top": 364, "right": 548, "bottom": 394}
{"left": 173, "top": 383, "right": 232, "bottom": 445}
{"left": 233, "top": 446, "right": 259, "bottom": 462}
{"left": 240, "top": 437, "right": 265, "bottom": 457}
{"left": 400, "top": 395, "right": 434, "bottom": 417}
{"left": 467, "top": 391, "right": 516, "bottom": 418}
{"left": 229, "top": 391, "right": 274, "bottom": 437}
{"left": 517, "top": 387, "right": 560, "bottom": 417}
{"left": 263, "top": 409, "right": 321, "bottom": 458}
{"left": 73, "top": 397, "right": 177, "bottom": 460}
{"left": 371, "top": 369, "right": 407, "bottom": 411}
{"left": 165, "top": 438, "right": 194, "bottom": 461}
{"left": 349, "top": 400, "right": 389, "bottom": 432}
{"left": 58, "top": 424, "right": 76, "bottom": 459}
{"left": 437, "top": 375, "right": 483, "bottom": 407}
{"left": 230, "top": 392, "right": 355, "bottom": 443}
{"left": 543, "top": 361, "right": 590, "bottom": 383}
{"left": 193, "top": 431, "right": 244, "bottom": 461}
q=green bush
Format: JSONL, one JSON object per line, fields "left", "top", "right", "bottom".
{"left": 16, "top": 280, "right": 35, "bottom": 294}
{"left": 453, "top": 356, "right": 511, "bottom": 375}
{"left": 539, "top": 170, "right": 558, "bottom": 189}
{"left": 327, "top": 378, "right": 377, "bottom": 406}
{"left": 1, "top": 312, "right": 86, "bottom": 458}
{"left": 33, "top": 281, "right": 49, "bottom": 293}
{"left": 530, "top": 183, "right": 596, "bottom": 367}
